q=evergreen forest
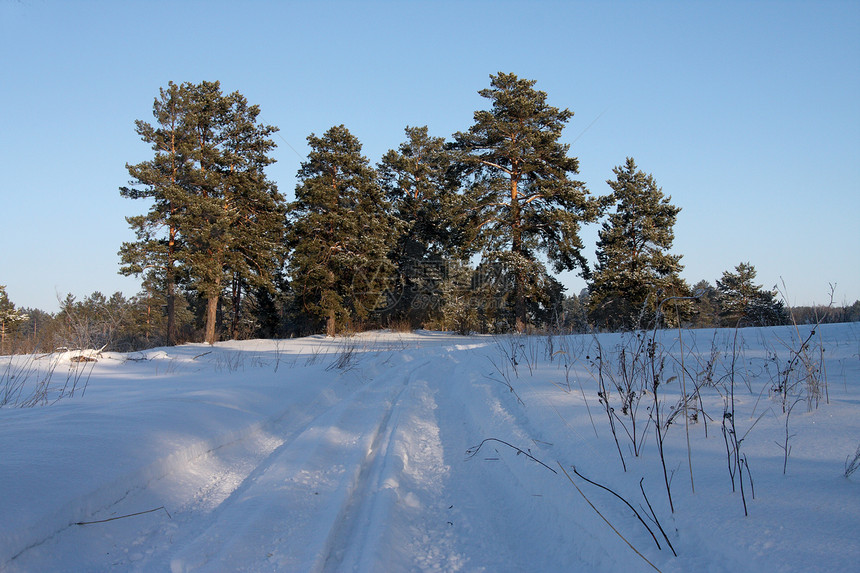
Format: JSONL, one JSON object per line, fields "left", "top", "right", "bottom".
{"left": 3, "top": 74, "right": 857, "bottom": 353}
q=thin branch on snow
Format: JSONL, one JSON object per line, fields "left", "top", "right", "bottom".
{"left": 76, "top": 506, "right": 172, "bottom": 525}
{"left": 465, "top": 438, "right": 557, "bottom": 474}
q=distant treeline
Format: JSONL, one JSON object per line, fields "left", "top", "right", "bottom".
{"left": 788, "top": 303, "right": 860, "bottom": 325}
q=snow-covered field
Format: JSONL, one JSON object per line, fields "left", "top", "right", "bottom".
{"left": 1, "top": 325, "right": 858, "bottom": 572}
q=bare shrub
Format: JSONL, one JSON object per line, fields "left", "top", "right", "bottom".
{"left": 326, "top": 337, "right": 360, "bottom": 372}
{"left": 1, "top": 351, "right": 95, "bottom": 408}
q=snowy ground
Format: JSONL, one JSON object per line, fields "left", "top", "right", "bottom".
{"left": 1, "top": 325, "right": 858, "bottom": 572}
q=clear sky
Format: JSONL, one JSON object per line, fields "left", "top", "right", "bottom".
{"left": 1, "top": 0, "right": 858, "bottom": 313}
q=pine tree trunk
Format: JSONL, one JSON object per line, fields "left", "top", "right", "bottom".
{"left": 230, "top": 275, "right": 241, "bottom": 340}
{"left": 205, "top": 294, "right": 219, "bottom": 344}
{"left": 326, "top": 270, "right": 337, "bottom": 337}
{"left": 326, "top": 309, "right": 336, "bottom": 337}
{"left": 166, "top": 145, "right": 179, "bottom": 347}
{"left": 166, "top": 263, "right": 176, "bottom": 346}
{"left": 163, "top": 219, "right": 178, "bottom": 346}
{"left": 511, "top": 173, "right": 527, "bottom": 332}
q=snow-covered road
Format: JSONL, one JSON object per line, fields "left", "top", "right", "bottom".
{"left": 1, "top": 335, "right": 605, "bottom": 571}
{"left": 165, "top": 351, "right": 461, "bottom": 572}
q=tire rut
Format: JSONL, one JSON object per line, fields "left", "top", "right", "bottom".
{"left": 164, "top": 356, "right": 426, "bottom": 572}
{"left": 315, "top": 366, "right": 417, "bottom": 572}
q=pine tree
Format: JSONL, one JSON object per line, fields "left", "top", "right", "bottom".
{"left": 717, "top": 262, "right": 787, "bottom": 326}
{"left": 587, "top": 158, "right": 685, "bottom": 331}
{"left": 453, "top": 73, "right": 599, "bottom": 331}
{"left": 165, "top": 80, "right": 229, "bottom": 345}
{"left": 121, "top": 81, "right": 284, "bottom": 345}
{"left": 378, "top": 126, "right": 464, "bottom": 326}
{"left": 213, "top": 90, "right": 286, "bottom": 341}
{"left": 287, "top": 125, "right": 395, "bottom": 336}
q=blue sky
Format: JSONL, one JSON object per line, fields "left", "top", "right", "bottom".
{"left": 1, "top": 0, "right": 858, "bottom": 312}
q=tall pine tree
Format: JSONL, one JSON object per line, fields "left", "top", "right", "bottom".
{"left": 453, "top": 73, "right": 599, "bottom": 331}
{"left": 179, "top": 81, "right": 233, "bottom": 344}
{"left": 587, "top": 158, "right": 685, "bottom": 331}
{"left": 211, "top": 89, "right": 286, "bottom": 341}
{"left": 121, "top": 81, "right": 284, "bottom": 345}
{"left": 287, "top": 125, "right": 394, "bottom": 336}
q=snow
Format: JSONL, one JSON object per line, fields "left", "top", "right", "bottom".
{"left": 1, "top": 325, "right": 858, "bottom": 572}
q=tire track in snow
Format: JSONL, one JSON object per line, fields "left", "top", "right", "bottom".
{"left": 318, "top": 351, "right": 466, "bottom": 572}
{"left": 163, "top": 352, "right": 427, "bottom": 571}
{"left": 315, "top": 362, "right": 421, "bottom": 572}
{"left": 431, "top": 342, "right": 609, "bottom": 572}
